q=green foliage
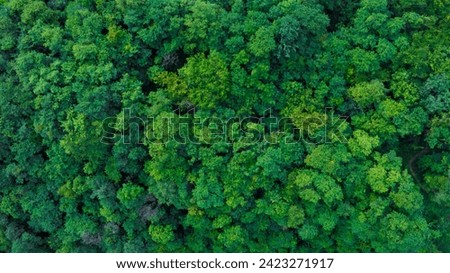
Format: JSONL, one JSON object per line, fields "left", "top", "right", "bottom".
{"left": 153, "top": 51, "right": 230, "bottom": 109}
{"left": 348, "top": 80, "right": 386, "bottom": 108}
{"left": 0, "top": 0, "right": 448, "bottom": 253}
{"left": 148, "top": 225, "right": 174, "bottom": 245}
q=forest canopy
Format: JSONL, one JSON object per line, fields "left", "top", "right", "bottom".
{"left": 0, "top": 0, "right": 449, "bottom": 252}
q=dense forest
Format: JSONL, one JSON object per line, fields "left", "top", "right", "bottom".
{"left": 0, "top": 0, "right": 449, "bottom": 253}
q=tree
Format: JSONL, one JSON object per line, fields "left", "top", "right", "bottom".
{"left": 153, "top": 50, "right": 230, "bottom": 109}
